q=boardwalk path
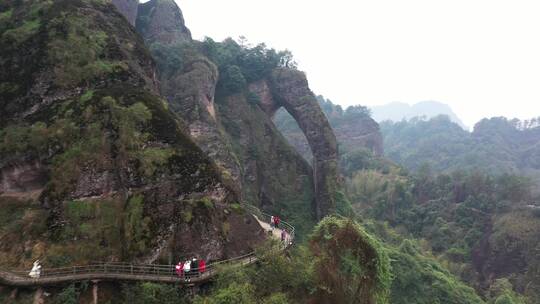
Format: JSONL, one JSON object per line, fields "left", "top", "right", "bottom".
{"left": 0, "top": 205, "right": 294, "bottom": 287}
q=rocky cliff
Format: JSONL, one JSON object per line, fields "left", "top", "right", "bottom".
{"left": 136, "top": 0, "right": 192, "bottom": 45}
{"left": 0, "top": 0, "right": 263, "bottom": 268}
{"left": 135, "top": 3, "right": 339, "bottom": 223}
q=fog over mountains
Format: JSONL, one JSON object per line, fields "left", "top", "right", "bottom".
{"left": 370, "top": 101, "right": 468, "bottom": 130}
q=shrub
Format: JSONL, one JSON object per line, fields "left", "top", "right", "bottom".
{"left": 2, "top": 19, "right": 40, "bottom": 45}
{"left": 309, "top": 216, "right": 392, "bottom": 304}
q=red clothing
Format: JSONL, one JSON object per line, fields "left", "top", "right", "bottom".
{"left": 199, "top": 260, "right": 206, "bottom": 273}
{"left": 175, "top": 262, "right": 184, "bottom": 277}
{"left": 275, "top": 217, "right": 281, "bottom": 225}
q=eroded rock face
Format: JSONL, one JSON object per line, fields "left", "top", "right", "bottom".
{"left": 0, "top": 160, "right": 47, "bottom": 195}
{"left": 135, "top": 0, "right": 242, "bottom": 188}
{"left": 248, "top": 80, "right": 280, "bottom": 115}
{"left": 170, "top": 205, "right": 266, "bottom": 262}
{"left": 336, "top": 116, "right": 384, "bottom": 156}
{"left": 112, "top": 0, "right": 139, "bottom": 26}
{"left": 267, "top": 69, "right": 339, "bottom": 219}
{"left": 136, "top": 0, "right": 192, "bottom": 45}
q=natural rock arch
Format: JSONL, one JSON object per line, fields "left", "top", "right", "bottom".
{"left": 249, "top": 69, "right": 339, "bottom": 219}
{"left": 114, "top": 0, "right": 339, "bottom": 220}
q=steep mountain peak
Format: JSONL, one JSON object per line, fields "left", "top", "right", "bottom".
{"left": 136, "top": 0, "right": 192, "bottom": 45}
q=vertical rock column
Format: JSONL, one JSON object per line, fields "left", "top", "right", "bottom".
{"left": 135, "top": 0, "right": 192, "bottom": 45}
{"left": 269, "top": 68, "right": 339, "bottom": 219}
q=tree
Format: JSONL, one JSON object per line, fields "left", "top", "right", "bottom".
{"left": 220, "top": 65, "right": 246, "bottom": 94}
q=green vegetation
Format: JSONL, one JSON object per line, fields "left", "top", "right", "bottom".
{"left": 380, "top": 115, "right": 540, "bottom": 176}
{"left": 344, "top": 155, "right": 540, "bottom": 302}
{"left": 201, "top": 37, "right": 296, "bottom": 96}
{"left": 0, "top": 1, "right": 52, "bottom": 44}
{"left": 388, "top": 242, "right": 484, "bottom": 304}
{"left": 47, "top": 14, "right": 123, "bottom": 87}
{"left": 149, "top": 42, "right": 192, "bottom": 78}
{"left": 309, "top": 217, "right": 391, "bottom": 303}
{"left": 53, "top": 283, "right": 81, "bottom": 304}
{"left": 487, "top": 279, "right": 526, "bottom": 304}
{"left": 122, "top": 282, "right": 188, "bottom": 304}
{"left": 2, "top": 19, "right": 40, "bottom": 44}
{"left": 195, "top": 216, "right": 484, "bottom": 304}
{"left": 0, "top": 9, "right": 13, "bottom": 23}
{"left": 124, "top": 195, "right": 152, "bottom": 255}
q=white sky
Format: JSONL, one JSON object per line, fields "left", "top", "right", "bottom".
{"left": 174, "top": 0, "right": 540, "bottom": 126}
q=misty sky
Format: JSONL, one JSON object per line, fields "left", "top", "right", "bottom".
{"left": 175, "top": 0, "right": 540, "bottom": 127}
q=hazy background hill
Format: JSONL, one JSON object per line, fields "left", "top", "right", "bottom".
{"left": 381, "top": 115, "right": 540, "bottom": 184}
{"left": 371, "top": 101, "right": 468, "bottom": 130}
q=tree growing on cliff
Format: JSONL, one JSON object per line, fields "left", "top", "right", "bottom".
{"left": 200, "top": 37, "right": 297, "bottom": 96}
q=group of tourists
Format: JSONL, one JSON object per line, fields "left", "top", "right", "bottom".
{"left": 270, "top": 215, "right": 292, "bottom": 245}
{"left": 175, "top": 257, "right": 206, "bottom": 281}
{"left": 270, "top": 215, "right": 281, "bottom": 230}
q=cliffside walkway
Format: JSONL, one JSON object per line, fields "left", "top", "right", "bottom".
{"left": 0, "top": 205, "right": 294, "bottom": 287}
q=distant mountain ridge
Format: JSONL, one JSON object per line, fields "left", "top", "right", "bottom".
{"left": 381, "top": 115, "right": 540, "bottom": 178}
{"left": 371, "top": 101, "right": 468, "bottom": 130}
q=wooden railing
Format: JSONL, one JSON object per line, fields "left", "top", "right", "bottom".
{"left": 0, "top": 204, "right": 295, "bottom": 287}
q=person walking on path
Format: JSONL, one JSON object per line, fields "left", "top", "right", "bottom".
{"left": 192, "top": 258, "right": 199, "bottom": 276}
{"left": 199, "top": 259, "right": 206, "bottom": 274}
{"left": 175, "top": 261, "right": 184, "bottom": 278}
{"left": 183, "top": 259, "right": 191, "bottom": 281}
{"left": 270, "top": 215, "right": 275, "bottom": 231}
{"left": 28, "top": 260, "right": 42, "bottom": 279}
{"left": 275, "top": 216, "right": 281, "bottom": 229}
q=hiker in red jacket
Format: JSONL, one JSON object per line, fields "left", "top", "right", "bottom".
{"left": 275, "top": 216, "right": 281, "bottom": 229}
{"left": 199, "top": 259, "right": 206, "bottom": 274}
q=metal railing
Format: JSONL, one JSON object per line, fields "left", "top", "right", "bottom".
{"left": 0, "top": 204, "right": 295, "bottom": 286}
{"left": 242, "top": 204, "right": 295, "bottom": 245}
